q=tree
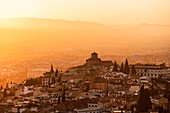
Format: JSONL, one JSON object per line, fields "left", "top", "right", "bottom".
{"left": 137, "top": 85, "right": 152, "bottom": 112}
{"left": 0, "top": 85, "right": 3, "bottom": 90}
{"left": 137, "top": 85, "right": 145, "bottom": 112}
{"left": 131, "top": 65, "right": 136, "bottom": 75}
{"left": 164, "top": 83, "right": 170, "bottom": 100}
{"left": 6, "top": 83, "right": 9, "bottom": 89}
{"left": 25, "top": 78, "right": 41, "bottom": 86}
{"left": 158, "top": 106, "right": 163, "bottom": 113}
{"left": 3, "top": 88, "right": 7, "bottom": 98}
{"left": 144, "top": 89, "right": 152, "bottom": 110}
{"left": 57, "top": 74, "right": 62, "bottom": 83}
{"left": 55, "top": 69, "right": 58, "bottom": 77}
{"left": 50, "top": 64, "right": 54, "bottom": 73}
{"left": 113, "top": 61, "right": 118, "bottom": 72}
{"left": 62, "top": 86, "right": 66, "bottom": 102}
{"left": 159, "top": 63, "right": 166, "bottom": 68}
{"left": 25, "top": 78, "right": 34, "bottom": 86}
{"left": 120, "top": 62, "right": 124, "bottom": 72}
{"left": 58, "top": 95, "right": 61, "bottom": 104}
{"left": 124, "top": 59, "right": 130, "bottom": 74}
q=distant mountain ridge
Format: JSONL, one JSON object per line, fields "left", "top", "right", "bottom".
{"left": 1, "top": 17, "right": 170, "bottom": 29}
{"left": 0, "top": 17, "right": 169, "bottom": 57}
{"left": 0, "top": 17, "right": 106, "bottom": 29}
{"left": 138, "top": 23, "right": 170, "bottom": 27}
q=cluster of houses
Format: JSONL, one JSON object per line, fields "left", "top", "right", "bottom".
{"left": 0, "top": 52, "right": 169, "bottom": 113}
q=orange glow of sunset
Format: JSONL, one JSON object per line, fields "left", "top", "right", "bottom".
{"left": 0, "top": 1, "right": 170, "bottom": 112}
{"left": 0, "top": 0, "right": 170, "bottom": 62}
{"left": 0, "top": 0, "right": 170, "bottom": 25}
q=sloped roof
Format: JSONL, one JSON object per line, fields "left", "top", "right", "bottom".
{"left": 86, "top": 58, "right": 101, "bottom": 61}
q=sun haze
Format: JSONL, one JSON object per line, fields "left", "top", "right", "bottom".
{"left": 0, "top": 0, "right": 169, "bottom": 64}
{"left": 0, "top": 0, "right": 170, "bottom": 25}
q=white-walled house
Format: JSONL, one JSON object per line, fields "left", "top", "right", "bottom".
{"left": 132, "top": 65, "right": 169, "bottom": 79}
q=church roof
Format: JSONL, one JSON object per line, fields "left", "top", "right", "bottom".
{"left": 92, "top": 52, "right": 97, "bottom": 55}
{"left": 86, "top": 58, "right": 101, "bottom": 61}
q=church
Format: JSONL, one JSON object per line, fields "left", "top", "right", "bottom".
{"left": 85, "top": 52, "right": 113, "bottom": 68}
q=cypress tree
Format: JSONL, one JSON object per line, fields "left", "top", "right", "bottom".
{"left": 113, "top": 61, "right": 118, "bottom": 72}
{"left": 50, "top": 64, "right": 54, "bottom": 73}
{"left": 57, "top": 73, "right": 62, "bottom": 83}
{"left": 120, "top": 62, "right": 124, "bottom": 72}
{"left": 58, "top": 95, "right": 61, "bottom": 104}
{"left": 0, "top": 85, "right": 3, "bottom": 90}
{"left": 6, "top": 83, "right": 9, "bottom": 89}
{"left": 158, "top": 106, "right": 163, "bottom": 113}
{"left": 137, "top": 85, "right": 145, "bottom": 112}
{"left": 131, "top": 65, "right": 136, "bottom": 75}
{"left": 55, "top": 69, "right": 58, "bottom": 77}
{"left": 137, "top": 85, "right": 152, "bottom": 112}
{"left": 3, "top": 88, "right": 7, "bottom": 98}
{"left": 164, "top": 83, "right": 170, "bottom": 99}
{"left": 124, "top": 59, "right": 130, "bottom": 74}
{"left": 62, "top": 86, "right": 66, "bottom": 102}
{"left": 144, "top": 89, "right": 152, "bottom": 110}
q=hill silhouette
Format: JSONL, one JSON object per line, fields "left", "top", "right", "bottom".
{"left": 0, "top": 17, "right": 169, "bottom": 60}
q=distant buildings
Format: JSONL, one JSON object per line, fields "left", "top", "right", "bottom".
{"left": 0, "top": 52, "right": 170, "bottom": 113}
{"left": 86, "top": 52, "right": 113, "bottom": 67}
{"left": 41, "top": 64, "right": 58, "bottom": 86}
{"left": 75, "top": 52, "right": 113, "bottom": 69}
{"left": 132, "top": 65, "right": 170, "bottom": 79}
{"left": 74, "top": 102, "right": 103, "bottom": 113}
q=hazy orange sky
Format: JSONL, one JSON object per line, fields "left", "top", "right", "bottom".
{"left": 0, "top": 0, "right": 170, "bottom": 25}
